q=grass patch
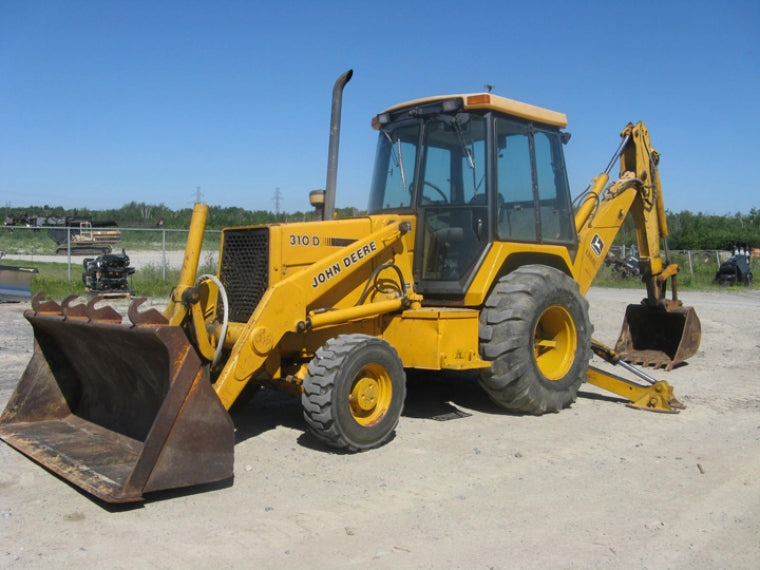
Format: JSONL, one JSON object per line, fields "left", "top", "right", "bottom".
{"left": 20, "top": 261, "right": 86, "bottom": 298}
{"left": 16, "top": 257, "right": 220, "bottom": 300}
{"left": 0, "top": 229, "right": 53, "bottom": 255}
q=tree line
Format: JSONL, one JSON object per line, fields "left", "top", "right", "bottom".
{"left": 614, "top": 208, "right": 760, "bottom": 250}
{"left": 2, "top": 201, "right": 359, "bottom": 231}
{"left": 3, "top": 201, "right": 758, "bottom": 251}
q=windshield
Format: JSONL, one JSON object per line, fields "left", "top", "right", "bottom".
{"left": 368, "top": 122, "right": 420, "bottom": 211}
{"left": 368, "top": 113, "right": 487, "bottom": 213}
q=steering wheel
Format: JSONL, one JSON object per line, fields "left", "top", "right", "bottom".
{"left": 195, "top": 274, "right": 229, "bottom": 368}
{"left": 422, "top": 181, "right": 448, "bottom": 203}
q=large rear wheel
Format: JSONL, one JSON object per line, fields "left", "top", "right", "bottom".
{"left": 302, "top": 334, "right": 406, "bottom": 451}
{"left": 479, "top": 265, "right": 592, "bottom": 414}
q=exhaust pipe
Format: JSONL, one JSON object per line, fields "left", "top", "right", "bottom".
{"left": 323, "top": 69, "right": 353, "bottom": 221}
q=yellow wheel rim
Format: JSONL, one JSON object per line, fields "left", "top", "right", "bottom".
{"left": 348, "top": 363, "right": 393, "bottom": 426}
{"left": 533, "top": 305, "right": 577, "bottom": 381}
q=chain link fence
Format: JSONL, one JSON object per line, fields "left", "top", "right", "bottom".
{"left": 607, "top": 244, "right": 758, "bottom": 284}
{"left": 3, "top": 225, "right": 757, "bottom": 286}
{"left": 1, "top": 225, "right": 221, "bottom": 280}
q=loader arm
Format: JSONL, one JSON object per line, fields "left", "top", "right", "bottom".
{"left": 210, "top": 220, "right": 414, "bottom": 410}
{"left": 164, "top": 203, "right": 211, "bottom": 326}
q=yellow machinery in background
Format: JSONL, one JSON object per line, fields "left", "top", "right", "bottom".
{"left": 0, "top": 70, "right": 700, "bottom": 502}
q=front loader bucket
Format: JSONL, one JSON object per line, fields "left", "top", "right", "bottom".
{"left": 0, "top": 296, "right": 234, "bottom": 503}
{"left": 614, "top": 302, "right": 701, "bottom": 370}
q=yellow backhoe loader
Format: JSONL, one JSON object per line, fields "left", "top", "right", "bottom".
{"left": 0, "top": 70, "right": 701, "bottom": 502}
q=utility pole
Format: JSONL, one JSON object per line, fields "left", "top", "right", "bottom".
{"left": 273, "top": 187, "right": 282, "bottom": 216}
{"left": 195, "top": 186, "right": 203, "bottom": 203}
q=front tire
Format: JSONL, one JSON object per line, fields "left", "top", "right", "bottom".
{"left": 302, "top": 334, "right": 406, "bottom": 451}
{"left": 479, "top": 265, "right": 592, "bottom": 414}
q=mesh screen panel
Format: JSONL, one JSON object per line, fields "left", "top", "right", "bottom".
{"left": 218, "top": 228, "right": 269, "bottom": 323}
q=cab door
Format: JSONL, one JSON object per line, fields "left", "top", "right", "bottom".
{"left": 414, "top": 114, "right": 490, "bottom": 298}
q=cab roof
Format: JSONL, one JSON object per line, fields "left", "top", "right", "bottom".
{"left": 376, "top": 93, "right": 567, "bottom": 128}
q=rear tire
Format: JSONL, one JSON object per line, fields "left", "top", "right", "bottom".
{"left": 302, "top": 334, "right": 406, "bottom": 451}
{"left": 479, "top": 265, "right": 592, "bottom": 414}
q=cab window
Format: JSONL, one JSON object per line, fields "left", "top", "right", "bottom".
{"left": 495, "top": 119, "right": 574, "bottom": 244}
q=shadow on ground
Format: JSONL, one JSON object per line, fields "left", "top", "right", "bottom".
{"left": 229, "top": 369, "right": 505, "bottom": 448}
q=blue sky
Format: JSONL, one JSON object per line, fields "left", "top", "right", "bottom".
{"left": 1, "top": 0, "right": 758, "bottom": 215}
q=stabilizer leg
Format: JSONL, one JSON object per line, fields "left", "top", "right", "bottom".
{"left": 587, "top": 339, "right": 685, "bottom": 413}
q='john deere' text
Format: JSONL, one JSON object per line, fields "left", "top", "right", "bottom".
{"left": 311, "top": 241, "right": 378, "bottom": 288}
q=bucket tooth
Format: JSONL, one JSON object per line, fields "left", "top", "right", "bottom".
{"left": 623, "top": 353, "right": 669, "bottom": 370}
{"left": 128, "top": 298, "right": 169, "bottom": 326}
{"left": 87, "top": 296, "right": 123, "bottom": 324}
{"left": 61, "top": 295, "right": 89, "bottom": 320}
{"left": 31, "top": 293, "right": 63, "bottom": 316}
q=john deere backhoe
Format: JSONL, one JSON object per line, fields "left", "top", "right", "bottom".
{"left": 0, "top": 70, "right": 701, "bottom": 502}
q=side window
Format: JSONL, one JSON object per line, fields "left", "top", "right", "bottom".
{"left": 534, "top": 133, "right": 556, "bottom": 200}
{"left": 534, "top": 132, "right": 574, "bottom": 242}
{"left": 495, "top": 120, "right": 536, "bottom": 241}
{"left": 494, "top": 120, "right": 575, "bottom": 244}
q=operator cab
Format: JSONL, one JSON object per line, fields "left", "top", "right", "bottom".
{"left": 369, "top": 94, "right": 576, "bottom": 299}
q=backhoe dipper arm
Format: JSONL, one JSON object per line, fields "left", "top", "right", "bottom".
{"left": 617, "top": 122, "right": 674, "bottom": 307}
{"left": 212, "top": 220, "right": 413, "bottom": 410}
{"left": 573, "top": 122, "right": 677, "bottom": 306}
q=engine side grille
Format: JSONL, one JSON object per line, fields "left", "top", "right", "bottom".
{"left": 218, "top": 228, "right": 269, "bottom": 323}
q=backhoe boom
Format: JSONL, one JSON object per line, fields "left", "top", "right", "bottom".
{"left": 572, "top": 122, "right": 701, "bottom": 369}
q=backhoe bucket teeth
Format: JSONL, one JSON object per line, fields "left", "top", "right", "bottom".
{"left": 0, "top": 297, "right": 234, "bottom": 503}
{"left": 615, "top": 303, "right": 701, "bottom": 370}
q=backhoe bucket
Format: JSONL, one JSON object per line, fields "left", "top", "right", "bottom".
{"left": 614, "top": 302, "right": 701, "bottom": 370}
{"left": 0, "top": 296, "right": 234, "bottom": 503}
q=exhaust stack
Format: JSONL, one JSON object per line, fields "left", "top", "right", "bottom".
{"left": 323, "top": 69, "right": 353, "bottom": 220}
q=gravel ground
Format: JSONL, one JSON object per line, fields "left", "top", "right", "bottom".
{"left": 0, "top": 287, "right": 759, "bottom": 569}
